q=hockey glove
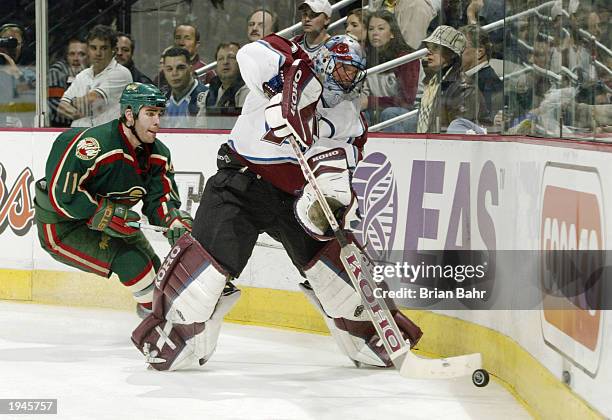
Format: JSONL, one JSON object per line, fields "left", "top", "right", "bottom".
{"left": 88, "top": 198, "right": 140, "bottom": 238}
{"left": 294, "top": 147, "right": 356, "bottom": 240}
{"left": 163, "top": 208, "right": 193, "bottom": 246}
{"left": 264, "top": 93, "right": 295, "bottom": 140}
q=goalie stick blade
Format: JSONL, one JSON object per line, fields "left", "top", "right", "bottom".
{"left": 339, "top": 242, "right": 483, "bottom": 380}
{"left": 399, "top": 351, "right": 482, "bottom": 379}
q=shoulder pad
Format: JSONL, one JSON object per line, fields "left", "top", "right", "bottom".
{"left": 261, "top": 34, "right": 311, "bottom": 66}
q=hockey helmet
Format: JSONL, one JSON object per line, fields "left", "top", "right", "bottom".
{"left": 313, "top": 34, "right": 366, "bottom": 106}
{"left": 120, "top": 82, "right": 166, "bottom": 117}
{"left": 422, "top": 25, "right": 467, "bottom": 57}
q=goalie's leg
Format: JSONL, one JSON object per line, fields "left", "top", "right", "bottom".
{"left": 132, "top": 234, "right": 239, "bottom": 370}
{"left": 303, "top": 238, "right": 423, "bottom": 367}
{"left": 132, "top": 281, "right": 241, "bottom": 371}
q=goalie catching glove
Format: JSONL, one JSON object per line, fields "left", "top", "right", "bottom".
{"left": 163, "top": 208, "right": 193, "bottom": 246}
{"left": 264, "top": 94, "right": 294, "bottom": 140}
{"left": 88, "top": 197, "right": 140, "bottom": 238}
{"left": 294, "top": 146, "right": 359, "bottom": 240}
{"left": 263, "top": 59, "right": 322, "bottom": 149}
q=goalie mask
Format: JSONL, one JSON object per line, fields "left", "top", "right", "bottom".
{"left": 313, "top": 34, "right": 366, "bottom": 107}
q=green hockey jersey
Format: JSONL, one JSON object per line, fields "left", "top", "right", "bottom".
{"left": 44, "top": 119, "right": 182, "bottom": 227}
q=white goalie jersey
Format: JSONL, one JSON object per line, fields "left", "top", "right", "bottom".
{"left": 227, "top": 34, "right": 367, "bottom": 195}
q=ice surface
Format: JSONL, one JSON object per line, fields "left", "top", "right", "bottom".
{"left": 0, "top": 302, "right": 530, "bottom": 420}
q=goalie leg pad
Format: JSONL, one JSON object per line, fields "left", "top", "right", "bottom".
{"left": 155, "top": 234, "right": 228, "bottom": 324}
{"left": 300, "top": 282, "right": 388, "bottom": 367}
{"left": 303, "top": 239, "right": 365, "bottom": 321}
{"left": 132, "top": 283, "right": 241, "bottom": 371}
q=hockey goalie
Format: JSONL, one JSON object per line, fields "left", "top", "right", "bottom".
{"left": 132, "top": 33, "right": 422, "bottom": 371}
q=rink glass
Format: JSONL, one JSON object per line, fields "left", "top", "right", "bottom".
{"left": 0, "top": 0, "right": 609, "bottom": 140}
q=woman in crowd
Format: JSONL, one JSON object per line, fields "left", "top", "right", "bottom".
{"left": 344, "top": 8, "right": 369, "bottom": 50}
{"left": 359, "top": 10, "right": 420, "bottom": 132}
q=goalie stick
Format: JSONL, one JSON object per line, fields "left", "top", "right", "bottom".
{"left": 127, "top": 221, "right": 285, "bottom": 251}
{"left": 281, "top": 59, "right": 483, "bottom": 380}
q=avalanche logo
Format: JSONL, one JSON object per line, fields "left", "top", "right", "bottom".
{"left": 352, "top": 152, "right": 398, "bottom": 261}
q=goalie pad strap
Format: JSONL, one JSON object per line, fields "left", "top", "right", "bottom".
{"left": 131, "top": 315, "right": 206, "bottom": 371}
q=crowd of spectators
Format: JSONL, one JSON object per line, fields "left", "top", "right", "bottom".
{"left": 0, "top": 0, "right": 609, "bottom": 135}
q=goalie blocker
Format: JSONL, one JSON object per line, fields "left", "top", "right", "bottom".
{"left": 132, "top": 234, "right": 240, "bottom": 370}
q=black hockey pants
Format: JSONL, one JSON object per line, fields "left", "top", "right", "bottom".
{"left": 191, "top": 155, "right": 325, "bottom": 278}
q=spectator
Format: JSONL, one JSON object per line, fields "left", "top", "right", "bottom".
{"left": 0, "top": 22, "right": 36, "bottom": 127}
{"left": 344, "top": 8, "right": 369, "bottom": 50}
{"left": 429, "top": 0, "right": 469, "bottom": 32}
{"left": 507, "top": 85, "right": 612, "bottom": 136}
{"left": 465, "top": 0, "right": 504, "bottom": 57}
{"left": 58, "top": 24, "right": 132, "bottom": 127}
{"left": 48, "top": 37, "right": 88, "bottom": 127}
{"left": 161, "top": 47, "right": 208, "bottom": 128}
{"left": 361, "top": 10, "right": 420, "bottom": 132}
{"left": 566, "top": 81, "right": 612, "bottom": 131}
{"left": 246, "top": 8, "right": 278, "bottom": 42}
{"left": 576, "top": 81, "right": 611, "bottom": 106}
{"left": 370, "top": 0, "right": 438, "bottom": 51}
{"left": 566, "top": 4, "right": 599, "bottom": 82}
{"left": 196, "top": 42, "right": 248, "bottom": 128}
{"left": 499, "top": 73, "right": 537, "bottom": 132}
{"left": 115, "top": 32, "right": 153, "bottom": 85}
{"left": 0, "top": 23, "right": 26, "bottom": 64}
{"left": 459, "top": 24, "right": 503, "bottom": 125}
{"left": 416, "top": 25, "right": 485, "bottom": 133}
{"left": 156, "top": 23, "right": 215, "bottom": 91}
{"left": 505, "top": 17, "right": 534, "bottom": 65}
{"left": 292, "top": 0, "right": 332, "bottom": 59}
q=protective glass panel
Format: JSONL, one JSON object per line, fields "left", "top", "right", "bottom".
{"left": 0, "top": 4, "right": 35, "bottom": 128}
{"left": 45, "top": 0, "right": 293, "bottom": 130}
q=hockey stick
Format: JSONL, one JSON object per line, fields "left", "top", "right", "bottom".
{"left": 128, "top": 222, "right": 285, "bottom": 251}
{"left": 281, "top": 61, "right": 482, "bottom": 380}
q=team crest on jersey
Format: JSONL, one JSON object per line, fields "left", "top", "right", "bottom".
{"left": 75, "top": 137, "right": 101, "bottom": 160}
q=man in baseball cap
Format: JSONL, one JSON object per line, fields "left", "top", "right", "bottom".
{"left": 294, "top": 0, "right": 333, "bottom": 58}
{"left": 299, "top": 0, "right": 332, "bottom": 18}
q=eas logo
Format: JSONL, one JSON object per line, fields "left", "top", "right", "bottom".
{"left": 352, "top": 152, "right": 398, "bottom": 261}
{"left": 540, "top": 164, "right": 604, "bottom": 375}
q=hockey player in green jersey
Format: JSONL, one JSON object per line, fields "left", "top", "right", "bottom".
{"left": 33, "top": 82, "right": 193, "bottom": 315}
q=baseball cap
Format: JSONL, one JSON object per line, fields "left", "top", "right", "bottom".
{"left": 299, "top": 0, "right": 332, "bottom": 18}
{"left": 550, "top": 1, "right": 563, "bottom": 18}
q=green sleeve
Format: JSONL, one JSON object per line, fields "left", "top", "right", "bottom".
{"left": 142, "top": 145, "right": 183, "bottom": 226}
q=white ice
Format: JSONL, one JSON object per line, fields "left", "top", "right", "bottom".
{"left": 0, "top": 301, "right": 530, "bottom": 420}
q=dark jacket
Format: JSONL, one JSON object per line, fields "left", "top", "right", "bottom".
{"left": 126, "top": 62, "right": 153, "bottom": 85}
{"left": 422, "top": 63, "right": 486, "bottom": 132}
{"left": 468, "top": 64, "right": 503, "bottom": 124}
